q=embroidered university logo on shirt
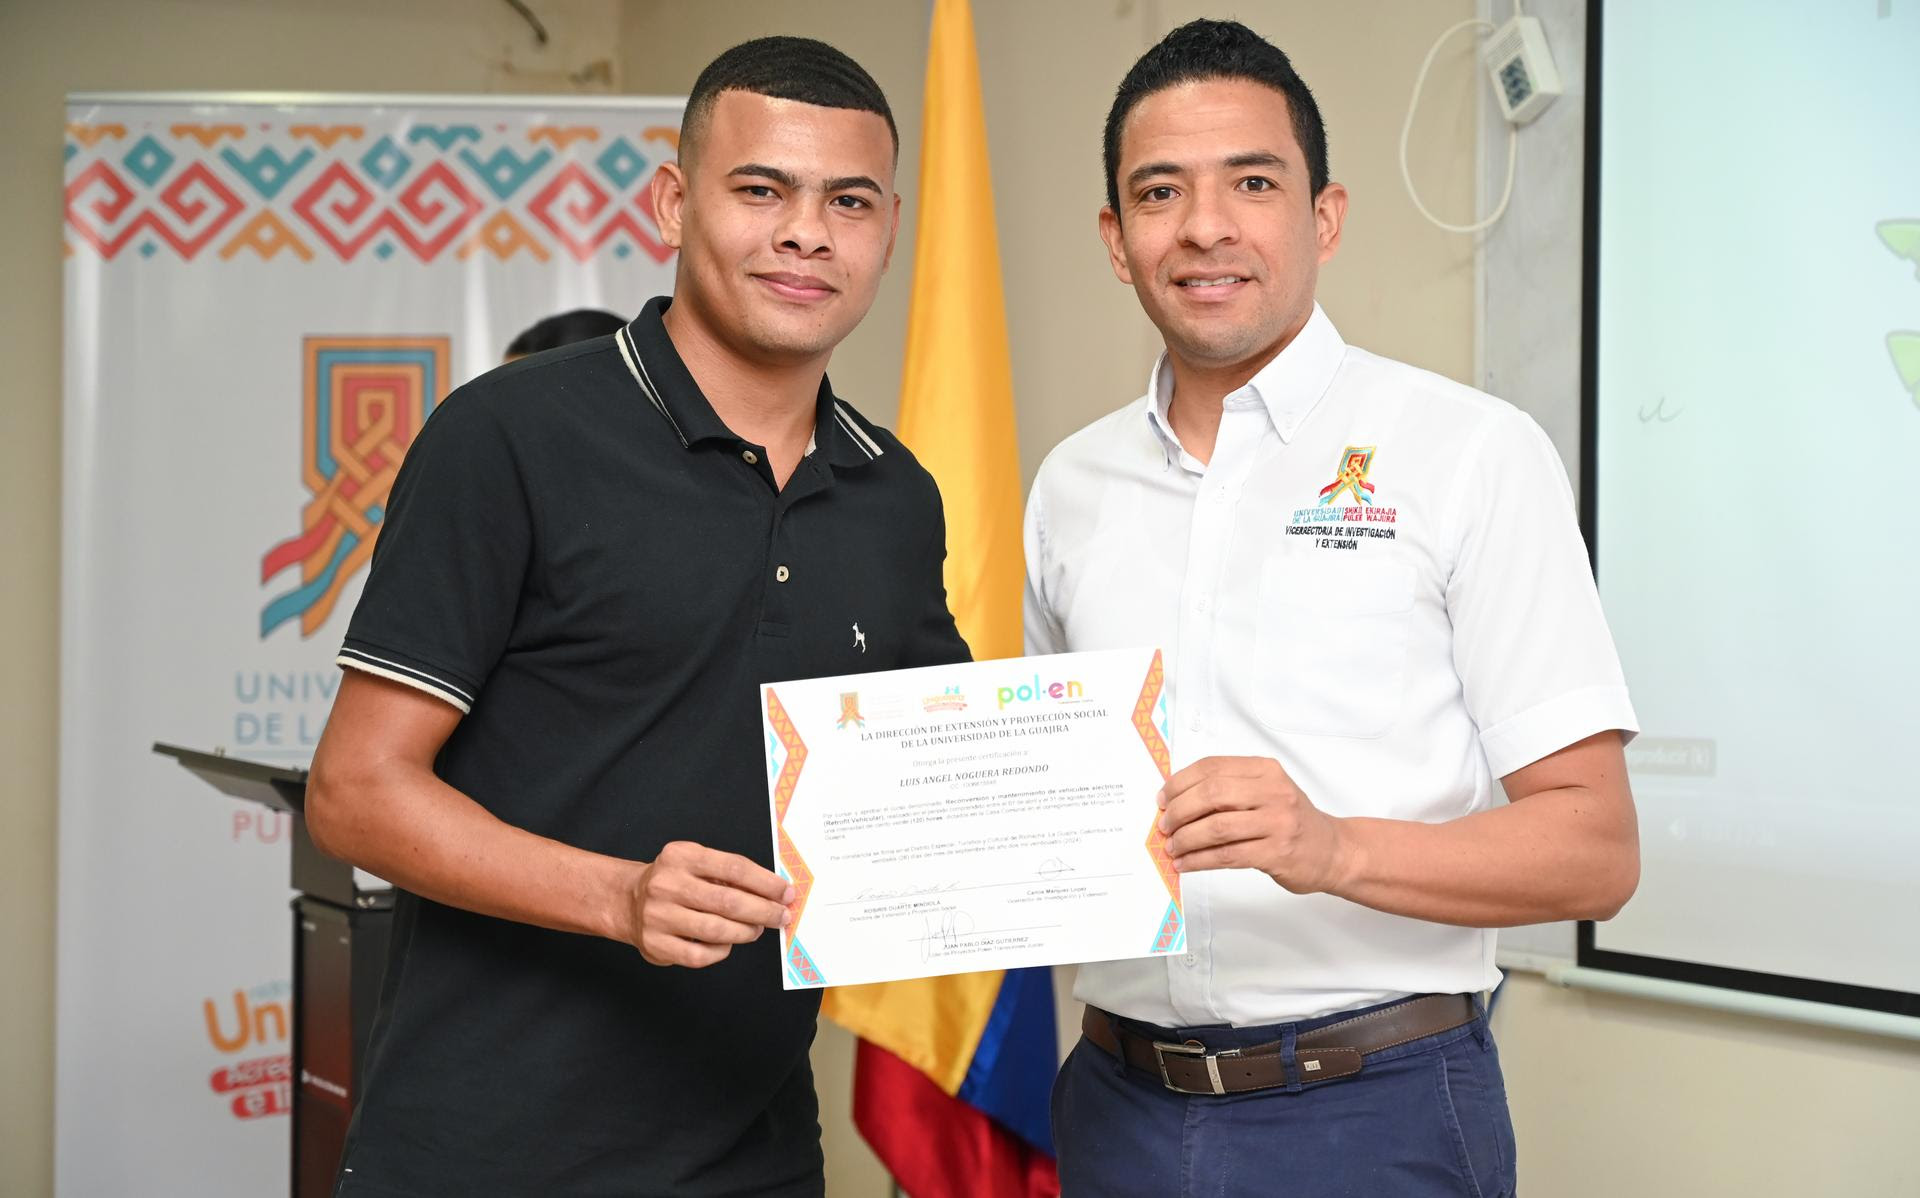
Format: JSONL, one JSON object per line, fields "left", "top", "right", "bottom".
{"left": 1289, "top": 445, "right": 1398, "bottom": 551}
{"left": 1318, "top": 445, "right": 1378, "bottom": 506}
{"left": 1024, "top": 302, "right": 1639, "bottom": 1028}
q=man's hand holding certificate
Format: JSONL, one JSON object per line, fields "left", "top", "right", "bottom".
{"left": 761, "top": 648, "right": 1184, "bottom": 988}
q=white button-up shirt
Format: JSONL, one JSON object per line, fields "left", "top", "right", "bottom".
{"left": 1023, "top": 305, "right": 1637, "bottom": 1026}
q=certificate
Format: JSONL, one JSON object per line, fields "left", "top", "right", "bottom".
{"left": 760, "top": 647, "right": 1183, "bottom": 989}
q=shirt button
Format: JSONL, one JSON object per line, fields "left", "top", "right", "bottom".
{"left": 775, "top": 565, "right": 790, "bottom": 583}
{"left": 1184, "top": 952, "right": 1197, "bottom": 966}
{"left": 1195, "top": 595, "right": 1210, "bottom": 613}
{"left": 742, "top": 449, "right": 759, "bottom": 465}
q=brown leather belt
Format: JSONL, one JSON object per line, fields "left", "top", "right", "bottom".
{"left": 1082, "top": 993, "right": 1478, "bottom": 1096}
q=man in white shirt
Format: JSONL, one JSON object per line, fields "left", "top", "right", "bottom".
{"left": 1029, "top": 20, "right": 1640, "bottom": 1197}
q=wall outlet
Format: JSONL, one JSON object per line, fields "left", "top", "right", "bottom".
{"left": 1483, "top": 15, "right": 1563, "bottom": 125}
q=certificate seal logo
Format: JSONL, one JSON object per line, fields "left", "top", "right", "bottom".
{"left": 836, "top": 692, "right": 865, "bottom": 729}
{"left": 921, "top": 686, "right": 967, "bottom": 714}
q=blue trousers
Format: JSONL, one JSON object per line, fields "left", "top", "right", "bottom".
{"left": 1052, "top": 997, "right": 1516, "bottom": 1198}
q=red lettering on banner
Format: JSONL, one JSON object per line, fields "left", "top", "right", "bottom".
{"left": 210, "top": 1053, "right": 292, "bottom": 1093}
{"left": 200, "top": 985, "right": 293, "bottom": 1119}
{"left": 230, "top": 1085, "right": 291, "bottom": 1120}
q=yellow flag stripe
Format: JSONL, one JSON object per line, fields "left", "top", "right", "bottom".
{"left": 819, "top": 0, "right": 1025, "bottom": 1089}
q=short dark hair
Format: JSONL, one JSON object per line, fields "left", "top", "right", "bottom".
{"left": 504, "top": 309, "right": 628, "bottom": 359}
{"left": 680, "top": 36, "right": 897, "bottom": 166}
{"left": 1103, "top": 20, "right": 1330, "bottom": 213}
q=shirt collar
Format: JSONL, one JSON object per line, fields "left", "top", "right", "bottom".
{"left": 616, "top": 296, "right": 879, "bottom": 469}
{"left": 1144, "top": 302, "right": 1347, "bottom": 464}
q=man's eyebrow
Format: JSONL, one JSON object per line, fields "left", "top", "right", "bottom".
{"left": 1125, "top": 161, "right": 1184, "bottom": 192}
{"left": 1126, "top": 152, "right": 1292, "bottom": 193}
{"left": 1224, "top": 151, "right": 1289, "bottom": 172}
{"left": 824, "top": 175, "right": 883, "bottom": 195}
{"left": 728, "top": 165, "right": 883, "bottom": 195}
{"left": 728, "top": 163, "right": 799, "bottom": 188}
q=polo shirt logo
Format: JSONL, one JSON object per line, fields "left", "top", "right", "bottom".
{"left": 1288, "top": 445, "right": 1399, "bottom": 551}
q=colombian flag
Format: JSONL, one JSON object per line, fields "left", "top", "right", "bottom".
{"left": 817, "top": 1, "right": 1059, "bottom": 1194}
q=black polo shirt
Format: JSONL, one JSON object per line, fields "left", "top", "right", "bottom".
{"left": 332, "top": 297, "right": 968, "bottom": 1197}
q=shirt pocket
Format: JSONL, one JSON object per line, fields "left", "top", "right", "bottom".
{"left": 1251, "top": 555, "right": 1417, "bottom": 738}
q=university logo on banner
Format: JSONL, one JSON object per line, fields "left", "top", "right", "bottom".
{"left": 59, "top": 97, "right": 682, "bottom": 1198}
{"left": 260, "top": 336, "right": 451, "bottom": 639}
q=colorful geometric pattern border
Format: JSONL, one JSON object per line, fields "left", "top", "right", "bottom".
{"left": 1152, "top": 898, "right": 1186, "bottom": 956}
{"left": 765, "top": 687, "right": 821, "bottom": 986}
{"left": 1131, "top": 650, "right": 1184, "bottom": 953}
{"left": 64, "top": 114, "right": 682, "bottom": 266}
{"left": 260, "top": 336, "right": 449, "bottom": 638}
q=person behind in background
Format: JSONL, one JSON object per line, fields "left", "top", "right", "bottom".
{"left": 308, "top": 35, "right": 967, "bottom": 1197}
{"left": 1028, "top": 20, "right": 1639, "bottom": 1197}
{"left": 501, "top": 307, "right": 629, "bottom": 362}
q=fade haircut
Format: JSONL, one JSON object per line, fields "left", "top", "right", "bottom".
{"left": 1103, "top": 19, "right": 1330, "bottom": 213}
{"left": 679, "top": 36, "right": 898, "bottom": 168}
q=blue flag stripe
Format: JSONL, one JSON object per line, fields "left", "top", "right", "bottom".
{"left": 955, "top": 966, "right": 1057, "bottom": 1155}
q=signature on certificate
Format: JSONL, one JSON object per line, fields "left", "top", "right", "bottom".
{"left": 855, "top": 879, "right": 963, "bottom": 901}
{"left": 1034, "top": 856, "right": 1078, "bottom": 878}
{"left": 911, "top": 909, "right": 977, "bottom": 961}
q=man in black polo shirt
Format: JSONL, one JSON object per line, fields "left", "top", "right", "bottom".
{"left": 307, "top": 37, "right": 966, "bottom": 1197}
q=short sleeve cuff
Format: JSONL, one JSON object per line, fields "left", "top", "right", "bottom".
{"left": 337, "top": 642, "right": 478, "bottom": 715}
{"left": 1478, "top": 684, "right": 1639, "bottom": 778}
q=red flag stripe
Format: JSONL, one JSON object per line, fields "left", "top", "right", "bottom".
{"left": 851, "top": 1039, "right": 1058, "bottom": 1198}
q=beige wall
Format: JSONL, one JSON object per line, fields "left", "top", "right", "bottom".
{"left": 1495, "top": 972, "right": 1920, "bottom": 1196}
{"left": 621, "top": 3, "right": 1477, "bottom": 1192}
{"left": 5, "top": 2, "right": 1915, "bottom": 1197}
{"left": 621, "top": 0, "right": 1479, "bottom": 489}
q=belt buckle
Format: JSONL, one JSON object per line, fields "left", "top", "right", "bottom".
{"left": 1151, "top": 1039, "right": 1240, "bottom": 1095}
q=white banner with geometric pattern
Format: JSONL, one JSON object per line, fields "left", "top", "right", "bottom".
{"left": 58, "top": 94, "right": 681, "bottom": 1196}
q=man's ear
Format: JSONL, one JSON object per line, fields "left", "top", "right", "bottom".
{"left": 1098, "top": 205, "right": 1133, "bottom": 285}
{"left": 882, "top": 192, "right": 902, "bottom": 273}
{"left": 651, "top": 160, "right": 689, "bottom": 250}
{"left": 1313, "top": 182, "right": 1348, "bottom": 265}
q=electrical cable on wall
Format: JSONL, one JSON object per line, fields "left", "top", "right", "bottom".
{"left": 1400, "top": 3, "right": 1561, "bottom": 235}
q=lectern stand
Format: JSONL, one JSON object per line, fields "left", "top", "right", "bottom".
{"left": 154, "top": 743, "right": 394, "bottom": 1198}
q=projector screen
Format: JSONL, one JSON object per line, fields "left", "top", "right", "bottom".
{"left": 1583, "top": 0, "right": 1920, "bottom": 1014}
